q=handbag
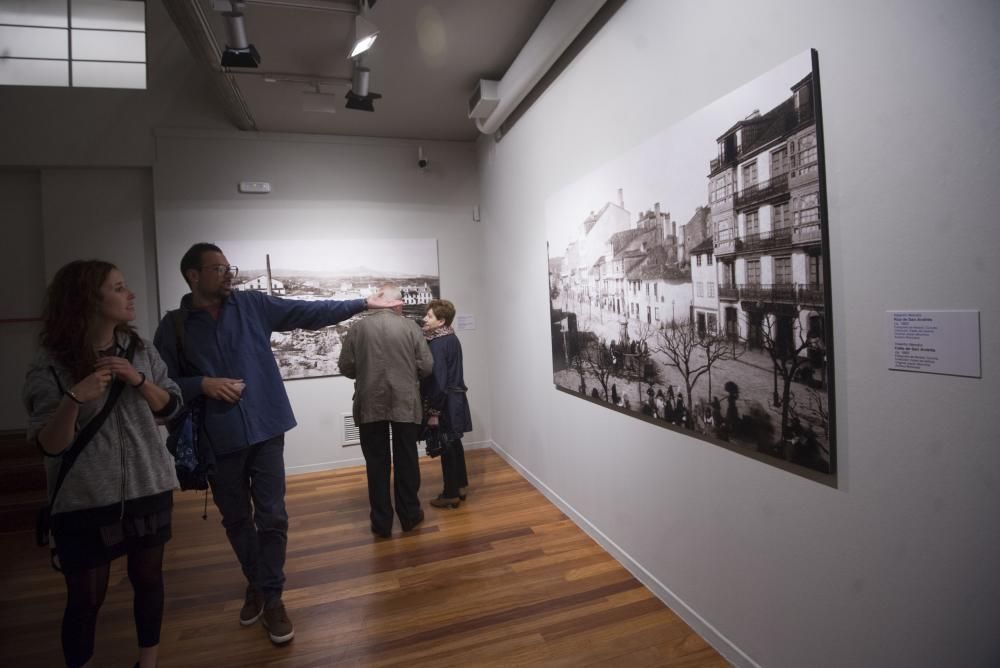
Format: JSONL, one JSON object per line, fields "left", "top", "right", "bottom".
{"left": 36, "top": 334, "right": 137, "bottom": 570}
{"left": 423, "top": 426, "right": 454, "bottom": 459}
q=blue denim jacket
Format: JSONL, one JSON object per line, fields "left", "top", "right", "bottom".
{"left": 154, "top": 290, "right": 365, "bottom": 455}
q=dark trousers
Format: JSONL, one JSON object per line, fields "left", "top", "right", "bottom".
{"left": 209, "top": 434, "right": 288, "bottom": 604}
{"left": 359, "top": 421, "right": 422, "bottom": 532}
{"left": 440, "top": 438, "right": 469, "bottom": 497}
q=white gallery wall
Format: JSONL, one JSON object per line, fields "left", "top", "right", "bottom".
{"left": 476, "top": 1, "right": 1000, "bottom": 666}
{"left": 154, "top": 130, "right": 489, "bottom": 472}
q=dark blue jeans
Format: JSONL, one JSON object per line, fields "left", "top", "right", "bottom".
{"left": 209, "top": 435, "right": 288, "bottom": 604}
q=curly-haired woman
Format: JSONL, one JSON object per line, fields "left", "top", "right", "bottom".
{"left": 23, "top": 260, "right": 182, "bottom": 668}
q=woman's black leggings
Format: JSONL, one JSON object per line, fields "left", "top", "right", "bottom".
{"left": 61, "top": 544, "right": 165, "bottom": 667}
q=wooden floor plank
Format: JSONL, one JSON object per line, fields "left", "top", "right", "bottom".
{"left": 0, "top": 449, "right": 726, "bottom": 666}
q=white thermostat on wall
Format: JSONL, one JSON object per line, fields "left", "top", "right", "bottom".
{"left": 238, "top": 181, "right": 271, "bottom": 194}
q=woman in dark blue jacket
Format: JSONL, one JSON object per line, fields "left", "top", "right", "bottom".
{"left": 420, "top": 299, "right": 472, "bottom": 508}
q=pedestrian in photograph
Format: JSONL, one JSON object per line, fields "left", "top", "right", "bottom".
{"left": 654, "top": 388, "right": 666, "bottom": 420}
{"left": 338, "top": 284, "right": 434, "bottom": 538}
{"left": 24, "top": 260, "right": 183, "bottom": 668}
{"left": 153, "top": 242, "right": 401, "bottom": 646}
{"left": 420, "top": 299, "right": 472, "bottom": 509}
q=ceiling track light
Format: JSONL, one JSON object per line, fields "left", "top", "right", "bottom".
{"left": 345, "top": 61, "right": 382, "bottom": 112}
{"left": 220, "top": 2, "right": 260, "bottom": 68}
{"left": 349, "top": 0, "right": 379, "bottom": 58}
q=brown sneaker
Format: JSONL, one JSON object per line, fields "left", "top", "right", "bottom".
{"left": 239, "top": 585, "right": 264, "bottom": 626}
{"left": 430, "top": 495, "right": 461, "bottom": 509}
{"left": 262, "top": 601, "right": 295, "bottom": 644}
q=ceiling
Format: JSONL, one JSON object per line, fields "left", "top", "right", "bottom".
{"left": 171, "top": 0, "right": 556, "bottom": 141}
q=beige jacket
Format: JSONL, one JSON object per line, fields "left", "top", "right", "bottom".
{"left": 338, "top": 310, "right": 434, "bottom": 425}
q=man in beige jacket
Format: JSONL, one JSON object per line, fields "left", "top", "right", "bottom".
{"left": 338, "top": 285, "right": 434, "bottom": 537}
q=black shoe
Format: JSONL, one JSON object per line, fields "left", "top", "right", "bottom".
{"left": 262, "top": 600, "right": 295, "bottom": 645}
{"left": 401, "top": 510, "right": 424, "bottom": 532}
{"left": 370, "top": 524, "right": 391, "bottom": 539}
{"left": 239, "top": 585, "right": 265, "bottom": 626}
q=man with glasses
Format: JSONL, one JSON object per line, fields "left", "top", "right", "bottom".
{"left": 153, "top": 242, "right": 400, "bottom": 646}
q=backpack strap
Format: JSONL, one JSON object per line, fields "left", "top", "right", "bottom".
{"left": 169, "top": 309, "right": 201, "bottom": 377}
{"left": 48, "top": 333, "right": 138, "bottom": 507}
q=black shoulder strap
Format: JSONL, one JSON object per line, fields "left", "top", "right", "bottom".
{"left": 49, "top": 334, "right": 138, "bottom": 506}
{"left": 169, "top": 309, "right": 200, "bottom": 376}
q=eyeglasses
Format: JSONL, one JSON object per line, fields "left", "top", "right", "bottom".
{"left": 202, "top": 264, "right": 238, "bottom": 277}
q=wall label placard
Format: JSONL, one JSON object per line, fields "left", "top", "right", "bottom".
{"left": 888, "top": 310, "right": 981, "bottom": 378}
{"left": 456, "top": 314, "right": 476, "bottom": 331}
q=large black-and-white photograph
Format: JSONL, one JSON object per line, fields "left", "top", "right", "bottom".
{"left": 547, "top": 50, "right": 835, "bottom": 481}
{"left": 222, "top": 238, "right": 440, "bottom": 380}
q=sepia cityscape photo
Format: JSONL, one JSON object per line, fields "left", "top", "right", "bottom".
{"left": 546, "top": 50, "right": 835, "bottom": 481}
{"left": 222, "top": 238, "right": 440, "bottom": 380}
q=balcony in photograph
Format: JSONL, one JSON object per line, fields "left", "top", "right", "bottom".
{"left": 793, "top": 221, "right": 823, "bottom": 245}
{"left": 734, "top": 172, "right": 790, "bottom": 209}
{"left": 729, "top": 283, "right": 825, "bottom": 307}
{"left": 718, "top": 285, "right": 739, "bottom": 301}
{"left": 798, "top": 285, "right": 825, "bottom": 305}
{"left": 740, "top": 227, "right": 793, "bottom": 253}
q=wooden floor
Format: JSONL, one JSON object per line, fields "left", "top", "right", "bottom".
{"left": 0, "top": 449, "right": 727, "bottom": 667}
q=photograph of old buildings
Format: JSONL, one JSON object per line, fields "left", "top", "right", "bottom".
{"left": 222, "top": 238, "right": 440, "bottom": 380}
{"left": 547, "top": 50, "right": 834, "bottom": 479}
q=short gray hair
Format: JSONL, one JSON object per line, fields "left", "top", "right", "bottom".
{"left": 380, "top": 283, "right": 402, "bottom": 301}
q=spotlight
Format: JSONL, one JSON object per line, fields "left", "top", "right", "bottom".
{"left": 345, "top": 65, "right": 382, "bottom": 112}
{"left": 220, "top": 4, "right": 260, "bottom": 68}
{"left": 348, "top": 1, "right": 379, "bottom": 58}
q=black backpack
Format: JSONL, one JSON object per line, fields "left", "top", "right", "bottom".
{"left": 165, "top": 309, "right": 214, "bottom": 492}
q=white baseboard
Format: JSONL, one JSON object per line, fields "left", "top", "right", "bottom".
{"left": 284, "top": 440, "right": 494, "bottom": 476}
{"left": 286, "top": 457, "right": 366, "bottom": 474}
{"left": 488, "top": 439, "right": 758, "bottom": 668}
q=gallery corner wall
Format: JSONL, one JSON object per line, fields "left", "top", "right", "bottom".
{"left": 475, "top": 1, "right": 1000, "bottom": 666}
{"left": 153, "top": 130, "right": 491, "bottom": 472}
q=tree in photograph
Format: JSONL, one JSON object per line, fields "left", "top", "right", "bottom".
{"left": 654, "top": 322, "right": 733, "bottom": 428}
{"left": 759, "top": 306, "right": 826, "bottom": 447}
{"left": 700, "top": 330, "right": 744, "bottom": 402}
{"left": 576, "top": 332, "right": 615, "bottom": 401}
{"left": 623, "top": 320, "right": 662, "bottom": 404}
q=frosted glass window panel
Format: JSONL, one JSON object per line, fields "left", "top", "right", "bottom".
{"left": 72, "top": 60, "right": 145, "bottom": 88}
{"left": 72, "top": 29, "right": 144, "bottom": 62}
{"left": 71, "top": 0, "right": 145, "bottom": 31}
{"left": 0, "top": 58, "right": 68, "bottom": 86}
{"left": 0, "top": 0, "right": 68, "bottom": 28}
{"left": 0, "top": 25, "right": 68, "bottom": 58}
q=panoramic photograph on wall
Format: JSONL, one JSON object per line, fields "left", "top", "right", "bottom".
{"left": 222, "top": 238, "right": 440, "bottom": 380}
{"left": 546, "top": 50, "right": 835, "bottom": 483}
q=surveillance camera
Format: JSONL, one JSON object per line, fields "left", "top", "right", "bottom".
{"left": 417, "top": 146, "right": 428, "bottom": 170}
{"left": 418, "top": 158, "right": 429, "bottom": 169}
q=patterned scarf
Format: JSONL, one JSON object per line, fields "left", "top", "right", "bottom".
{"left": 423, "top": 324, "right": 454, "bottom": 341}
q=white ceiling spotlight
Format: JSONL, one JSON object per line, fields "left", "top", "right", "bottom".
{"left": 349, "top": 0, "right": 379, "bottom": 58}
